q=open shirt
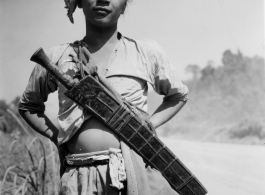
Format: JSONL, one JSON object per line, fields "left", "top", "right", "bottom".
{"left": 19, "top": 34, "right": 188, "bottom": 146}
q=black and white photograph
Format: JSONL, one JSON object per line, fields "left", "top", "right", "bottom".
{"left": 0, "top": 0, "right": 264, "bottom": 194}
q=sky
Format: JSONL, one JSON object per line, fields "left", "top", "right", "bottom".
{"left": 0, "top": 0, "right": 264, "bottom": 103}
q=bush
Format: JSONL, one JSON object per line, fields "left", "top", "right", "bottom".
{"left": 0, "top": 110, "right": 60, "bottom": 195}
{"left": 229, "top": 120, "right": 265, "bottom": 140}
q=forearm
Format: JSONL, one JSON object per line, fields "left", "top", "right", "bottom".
{"left": 150, "top": 100, "right": 186, "bottom": 129}
{"left": 18, "top": 109, "right": 59, "bottom": 145}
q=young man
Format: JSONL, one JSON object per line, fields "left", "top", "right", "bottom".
{"left": 19, "top": 0, "right": 188, "bottom": 194}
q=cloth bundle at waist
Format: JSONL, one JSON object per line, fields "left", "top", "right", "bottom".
{"left": 65, "top": 148, "right": 127, "bottom": 190}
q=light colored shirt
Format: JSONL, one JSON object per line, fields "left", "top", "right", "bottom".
{"left": 19, "top": 34, "right": 188, "bottom": 146}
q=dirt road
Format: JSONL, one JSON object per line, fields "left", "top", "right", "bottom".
{"left": 161, "top": 138, "right": 265, "bottom": 195}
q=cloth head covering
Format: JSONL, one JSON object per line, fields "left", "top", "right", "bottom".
{"left": 64, "top": 0, "right": 80, "bottom": 23}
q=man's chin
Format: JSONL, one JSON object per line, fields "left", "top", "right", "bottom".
{"left": 92, "top": 19, "right": 115, "bottom": 28}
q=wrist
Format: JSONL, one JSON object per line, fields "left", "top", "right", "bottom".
{"left": 149, "top": 118, "right": 157, "bottom": 130}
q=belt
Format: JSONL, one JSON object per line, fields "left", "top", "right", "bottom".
{"left": 63, "top": 158, "right": 109, "bottom": 167}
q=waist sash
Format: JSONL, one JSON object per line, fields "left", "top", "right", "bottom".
{"left": 65, "top": 148, "right": 126, "bottom": 190}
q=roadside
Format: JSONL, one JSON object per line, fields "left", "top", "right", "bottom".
{"left": 161, "top": 138, "right": 265, "bottom": 195}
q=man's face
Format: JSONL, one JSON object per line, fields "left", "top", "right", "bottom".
{"left": 81, "top": 0, "right": 127, "bottom": 28}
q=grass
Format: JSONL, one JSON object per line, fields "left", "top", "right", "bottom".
{"left": 0, "top": 109, "right": 60, "bottom": 195}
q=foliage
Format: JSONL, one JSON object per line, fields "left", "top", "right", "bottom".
{"left": 0, "top": 97, "right": 31, "bottom": 136}
{"left": 154, "top": 50, "right": 265, "bottom": 144}
{"left": 0, "top": 113, "right": 60, "bottom": 195}
{"left": 185, "top": 64, "right": 201, "bottom": 81}
{"left": 229, "top": 120, "right": 265, "bottom": 140}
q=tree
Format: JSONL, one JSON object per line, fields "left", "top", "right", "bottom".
{"left": 201, "top": 61, "right": 215, "bottom": 80}
{"left": 185, "top": 64, "right": 201, "bottom": 80}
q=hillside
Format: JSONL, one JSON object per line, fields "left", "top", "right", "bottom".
{"left": 148, "top": 50, "right": 265, "bottom": 145}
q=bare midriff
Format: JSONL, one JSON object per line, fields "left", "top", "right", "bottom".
{"left": 66, "top": 117, "right": 120, "bottom": 154}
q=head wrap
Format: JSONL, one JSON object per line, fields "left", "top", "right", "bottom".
{"left": 64, "top": 0, "right": 80, "bottom": 23}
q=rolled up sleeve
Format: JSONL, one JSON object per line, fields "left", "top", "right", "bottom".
{"left": 19, "top": 63, "right": 58, "bottom": 113}
{"left": 150, "top": 42, "right": 189, "bottom": 102}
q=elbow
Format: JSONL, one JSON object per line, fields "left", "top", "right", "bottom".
{"left": 17, "top": 102, "right": 30, "bottom": 119}
{"left": 18, "top": 108, "right": 27, "bottom": 119}
{"left": 178, "top": 84, "right": 188, "bottom": 102}
{"left": 181, "top": 85, "right": 189, "bottom": 102}
{"left": 18, "top": 102, "right": 24, "bottom": 115}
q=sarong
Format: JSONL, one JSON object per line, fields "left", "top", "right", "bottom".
{"left": 59, "top": 149, "right": 126, "bottom": 195}
{"left": 59, "top": 143, "right": 180, "bottom": 195}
